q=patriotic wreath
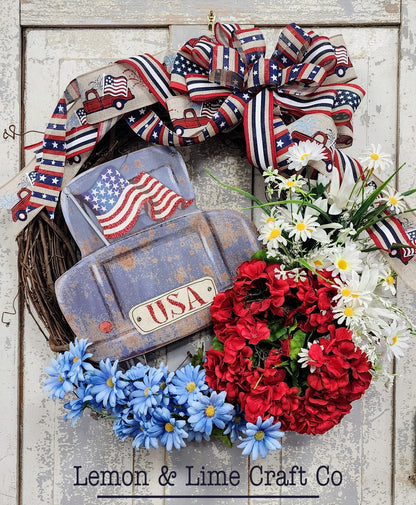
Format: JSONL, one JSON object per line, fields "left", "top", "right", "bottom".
{"left": 11, "top": 20, "right": 415, "bottom": 459}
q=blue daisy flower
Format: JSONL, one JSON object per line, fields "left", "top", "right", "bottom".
{"left": 67, "top": 339, "right": 94, "bottom": 384}
{"left": 187, "top": 391, "right": 233, "bottom": 436}
{"left": 171, "top": 364, "right": 208, "bottom": 405}
{"left": 185, "top": 425, "right": 211, "bottom": 444}
{"left": 44, "top": 353, "right": 73, "bottom": 400}
{"left": 63, "top": 383, "right": 92, "bottom": 426}
{"left": 88, "top": 358, "right": 127, "bottom": 409}
{"left": 131, "top": 416, "right": 160, "bottom": 451}
{"left": 129, "top": 367, "right": 165, "bottom": 416}
{"left": 223, "top": 408, "right": 246, "bottom": 443}
{"left": 123, "top": 363, "right": 150, "bottom": 382}
{"left": 156, "top": 362, "right": 175, "bottom": 407}
{"left": 237, "top": 416, "right": 284, "bottom": 461}
{"left": 147, "top": 407, "right": 188, "bottom": 451}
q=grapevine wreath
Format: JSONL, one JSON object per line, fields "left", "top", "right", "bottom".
{"left": 5, "top": 22, "right": 416, "bottom": 459}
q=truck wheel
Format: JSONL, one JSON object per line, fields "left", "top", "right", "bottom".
{"left": 17, "top": 210, "right": 27, "bottom": 221}
{"left": 114, "top": 100, "right": 125, "bottom": 110}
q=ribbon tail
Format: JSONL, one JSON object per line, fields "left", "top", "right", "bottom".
{"left": 244, "top": 89, "right": 293, "bottom": 171}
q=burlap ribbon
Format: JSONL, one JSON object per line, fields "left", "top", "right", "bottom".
{"left": 122, "top": 23, "right": 365, "bottom": 172}
{"left": 5, "top": 21, "right": 413, "bottom": 273}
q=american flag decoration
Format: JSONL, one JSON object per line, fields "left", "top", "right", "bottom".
{"left": 79, "top": 168, "right": 193, "bottom": 239}
{"left": 103, "top": 75, "right": 129, "bottom": 97}
{"left": 76, "top": 107, "right": 88, "bottom": 125}
{"left": 131, "top": 171, "right": 194, "bottom": 221}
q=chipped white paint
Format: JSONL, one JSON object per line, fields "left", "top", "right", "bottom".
{"left": 0, "top": 1, "right": 20, "bottom": 505}
{"left": 395, "top": 0, "right": 416, "bottom": 502}
{"left": 0, "top": 2, "right": 415, "bottom": 504}
{"left": 20, "top": 0, "right": 401, "bottom": 27}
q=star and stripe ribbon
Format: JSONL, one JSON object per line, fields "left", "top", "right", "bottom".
{"left": 120, "top": 23, "right": 365, "bottom": 174}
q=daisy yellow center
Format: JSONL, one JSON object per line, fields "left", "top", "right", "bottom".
{"left": 73, "top": 356, "right": 80, "bottom": 363}
{"left": 352, "top": 293, "right": 360, "bottom": 298}
{"left": 268, "top": 229, "right": 281, "bottom": 240}
{"left": 58, "top": 375, "right": 64, "bottom": 383}
{"left": 255, "top": 430, "right": 265, "bottom": 441}
{"left": 370, "top": 153, "right": 380, "bottom": 161}
{"left": 344, "top": 307, "right": 354, "bottom": 317}
{"left": 300, "top": 153, "right": 309, "bottom": 161}
{"left": 234, "top": 415, "right": 241, "bottom": 424}
{"left": 144, "top": 386, "right": 150, "bottom": 397}
{"left": 392, "top": 335, "right": 398, "bottom": 346}
{"left": 107, "top": 377, "right": 114, "bottom": 388}
{"left": 205, "top": 405, "right": 215, "bottom": 417}
{"left": 165, "top": 422, "right": 175, "bottom": 433}
{"left": 389, "top": 196, "right": 398, "bottom": 206}
{"left": 386, "top": 275, "right": 394, "bottom": 285}
{"left": 296, "top": 222, "right": 306, "bottom": 231}
{"left": 337, "top": 259, "right": 348, "bottom": 271}
{"left": 186, "top": 381, "right": 197, "bottom": 393}
{"left": 267, "top": 217, "right": 275, "bottom": 223}
{"left": 341, "top": 288, "right": 351, "bottom": 297}
{"left": 286, "top": 180, "right": 295, "bottom": 188}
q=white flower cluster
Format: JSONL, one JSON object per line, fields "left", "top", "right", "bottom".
{"left": 258, "top": 141, "right": 415, "bottom": 382}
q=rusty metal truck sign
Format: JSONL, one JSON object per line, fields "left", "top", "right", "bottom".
{"left": 55, "top": 145, "right": 260, "bottom": 362}
{"left": 129, "top": 277, "right": 217, "bottom": 334}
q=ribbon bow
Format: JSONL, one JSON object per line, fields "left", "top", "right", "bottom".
{"left": 123, "top": 23, "right": 365, "bottom": 174}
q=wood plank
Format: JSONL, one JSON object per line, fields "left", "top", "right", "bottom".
{"left": 395, "top": 0, "right": 416, "bottom": 502}
{"left": 22, "top": 27, "right": 170, "bottom": 505}
{"left": 20, "top": 0, "right": 400, "bottom": 27}
{"left": 250, "top": 25, "right": 397, "bottom": 505}
{"left": 0, "top": 1, "right": 21, "bottom": 504}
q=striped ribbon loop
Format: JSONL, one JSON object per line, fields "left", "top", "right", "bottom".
{"left": 332, "top": 149, "right": 415, "bottom": 264}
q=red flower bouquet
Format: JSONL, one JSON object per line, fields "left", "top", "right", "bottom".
{"left": 204, "top": 258, "right": 372, "bottom": 435}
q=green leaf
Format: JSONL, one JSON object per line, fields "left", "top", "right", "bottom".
{"left": 352, "top": 163, "right": 406, "bottom": 227}
{"left": 211, "top": 336, "right": 224, "bottom": 352}
{"left": 211, "top": 426, "right": 233, "bottom": 448}
{"left": 268, "top": 322, "right": 289, "bottom": 343}
{"left": 191, "top": 345, "right": 205, "bottom": 367}
{"left": 289, "top": 329, "right": 307, "bottom": 361}
{"left": 251, "top": 249, "right": 269, "bottom": 262}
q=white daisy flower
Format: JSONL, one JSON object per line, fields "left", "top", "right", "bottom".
{"left": 307, "top": 250, "right": 332, "bottom": 271}
{"left": 333, "top": 303, "right": 365, "bottom": 326}
{"left": 359, "top": 144, "right": 393, "bottom": 176}
{"left": 383, "top": 320, "right": 411, "bottom": 360}
{"left": 287, "top": 212, "right": 319, "bottom": 242}
{"left": 258, "top": 215, "right": 287, "bottom": 249}
{"left": 327, "top": 242, "right": 363, "bottom": 280}
{"left": 333, "top": 268, "right": 378, "bottom": 307}
{"left": 379, "top": 186, "right": 406, "bottom": 214}
{"left": 379, "top": 269, "right": 396, "bottom": 296}
{"left": 275, "top": 173, "right": 306, "bottom": 196}
{"left": 287, "top": 140, "right": 326, "bottom": 172}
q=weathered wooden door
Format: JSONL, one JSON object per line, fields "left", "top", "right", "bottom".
{"left": 1, "top": 1, "right": 416, "bottom": 504}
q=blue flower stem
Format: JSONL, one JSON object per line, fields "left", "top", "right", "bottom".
{"left": 85, "top": 403, "right": 117, "bottom": 419}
